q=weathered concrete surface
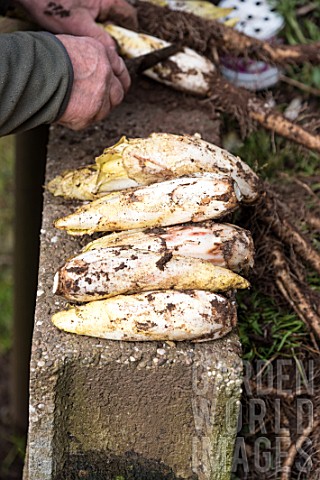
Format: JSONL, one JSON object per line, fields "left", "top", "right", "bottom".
{"left": 24, "top": 79, "right": 243, "bottom": 480}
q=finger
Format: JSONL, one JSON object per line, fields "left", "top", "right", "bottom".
{"left": 93, "top": 76, "right": 124, "bottom": 123}
{"left": 104, "top": 46, "right": 124, "bottom": 76}
{"left": 93, "top": 93, "right": 112, "bottom": 123}
{"left": 99, "top": 0, "right": 138, "bottom": 30}
{"left": 92, "top": 81, "right": 123, "bottom": 122}
{"left": 58, "top": 118, "right": 90, "bottom": 131}
{"left": 105, "top": 47, "right": 131, "bottom": 92}
{"left": 109, "top": 75, "right": 125, "bottom": 109}
{"left": 117, "top": 63, "right": 131, "bottom": 93}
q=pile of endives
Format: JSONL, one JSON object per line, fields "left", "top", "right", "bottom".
{"left": 49, "top": 133, "right": 259, "bottom": 342}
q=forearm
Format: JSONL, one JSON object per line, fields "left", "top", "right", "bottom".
{"left": 0, "top": 31, "right": 73, "bottom": 135}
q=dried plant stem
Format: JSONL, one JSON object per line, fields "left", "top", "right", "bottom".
{"left": 250, "top": 380, "right": 305, "bottom": 400}
{"left": 281, "top": 420, "right": 320, "bottom": 480}
{"left": 261, "top": 193, "right": 320, "bottom": 275}
{"left": 272, "top": 246, "right": 320, "bottom": 340}
{"left": 207, "top": 75, "right": 320, "bottom": 152}
{"left": 280, "top": 75, "right": 320, "bottom": 97}
{"left": 248, "top": 99, "right": 320, "bottom": 153}
{"left": 296, "top": 2, "right": 319, "bottom": 16}
{"left": 273, "top": 217, "right": 320, "bottom": 275}
{"left": 279, "top": 412, "right": 292, "bottom": 453}
{"left": 279, "top": 172, "right": 320, "bottom": 204}
{"left": 304, "top": 212, "right": 320, "bottom": 231}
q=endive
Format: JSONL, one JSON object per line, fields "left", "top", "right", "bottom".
{"left": 52, "top": 289, "right": 237, "bottom": 342}
{"left": 53, "top": 246, "right": 250, "bottom": 302}
{"left": 83, "top": 223, "right": 255, "bottom": 272}
{"left": 47, "top": 133, "right": 259, "bottom": 203}
{"left": 104, "top": 24, "right": 215, "bottom": 96}
{"left": 54, "top": 174, "right": 242, "bottom": 236}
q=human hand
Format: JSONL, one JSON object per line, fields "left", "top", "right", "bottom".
{"left": 56, "top": 35, "right": 130, "bottom": 130}
{"left": 15, "top": 0, "right": 138, "bottom": 49}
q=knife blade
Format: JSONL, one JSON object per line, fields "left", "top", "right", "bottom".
{"left": 124, "top": 43, "right": 183, "bottom": 77}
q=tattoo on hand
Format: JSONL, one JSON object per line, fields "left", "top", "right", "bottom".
{"left": 44, "top": 2, "right": 70, "bottom": 17}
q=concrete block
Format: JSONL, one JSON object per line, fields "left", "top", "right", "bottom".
{"left": 24, "top": 80, "right": 243, "bottom": 480}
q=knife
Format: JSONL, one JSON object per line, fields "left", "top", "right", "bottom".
{"left": 124, "top": 43, "right": 183, "bottom": 77}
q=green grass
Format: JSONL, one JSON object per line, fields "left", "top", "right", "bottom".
{"left": 237, "top": 289, "right": 308, "bottom": 361}
{"left": 0, "top": 136, "right": 14, "bottom": 353}
{"left": 307, "top": 270, "right": 320, "bottom": 293}
{"left": 233, "top": 129, "right": 320, "bottom": 180}
{"left": 274, "top": 0, "right": 320, "bottom": 89}
{"left": 0, "top": 433, "right": 25, "bottom": 478}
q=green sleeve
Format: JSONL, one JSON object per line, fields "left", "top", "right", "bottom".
{"left": 0, "top": 31, "right": 73, "bottom": 136}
